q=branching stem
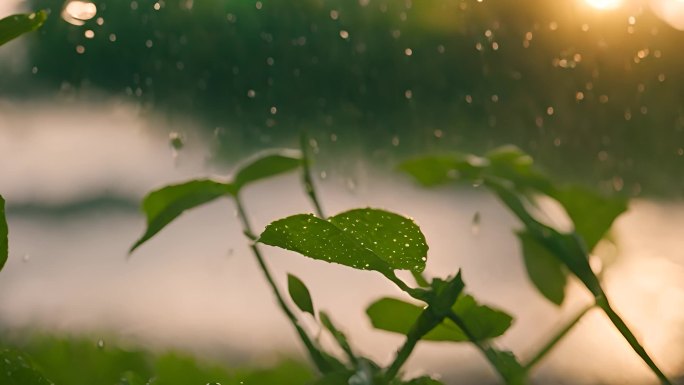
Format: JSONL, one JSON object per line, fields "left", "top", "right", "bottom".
{"left": 234, "top": 195, "right": 331, "bottom": 373}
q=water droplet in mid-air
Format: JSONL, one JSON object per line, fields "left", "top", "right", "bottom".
{"left": 471, "top": 212, "right": 481, "bottom": 236}
{"left": 62, "top": 1, "right": 97, "bottom": 26}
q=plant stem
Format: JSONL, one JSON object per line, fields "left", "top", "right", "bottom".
{"left": 411, "top": 271, "right": 430, "bottom": 288}
{"left": 446, "top": 311, "right": 523, "bottom": 385}
{"left": 385, "top": 331, "right": 421, "bottom": 380}
{"left": 234, "top": 195, "right": 332, "bottom": 373}
{"left": 385, "top": 309, "right": 441, "bottom": 381}
{"left": 300, "top": 132, "right": 326, "bottom": 219}
{"left": 387, "top": 271, "right": 429, "bottom": 302}
{"left": 523, "top": 304, "right": 594, "bottom": 372}
{"left": 597, "top": 296, "right": 672, "bottom": 385}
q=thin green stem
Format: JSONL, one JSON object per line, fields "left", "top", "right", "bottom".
{"left": 446, "top": 311, "right": 493, "bottom": 361}
{"left": 385, "top": 309, "right": 441, "bottom": 381}
{"left": 446, "top": 311, "right": 524, "bottom": 385}
{"left": 300, "top": 132, "right": 326, "bottom": 219}
{"left": 411, "top": 271, "right": 430, "bottom": 288}
{"left": 523, "top": 304, "right": 594, "bottom": 371}
{"left": 385, "top": 331, "right": 421, "bottom": 380}
{"left": 234, "top": 195, "right": 332, "bottom": 373}
{"left": 386, "top": 271, "right": 429, "bottom": 302}
{"left": 597, "top": 297, "right": 672, "bottom": 385}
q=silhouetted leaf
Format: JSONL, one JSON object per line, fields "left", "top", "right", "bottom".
{"left": 366, "top": 294, "right": 512, "bottom": 342}
{"left": 287, "top": 273, "right": 315, "bottom": 316}
{"left": 552, "top": 185, "right": 627, "bottom": 251}
{"left": 0, "top": 348, "right": 53, "bottom": 385}
{"left": 232, "top": 150, "right": 302, "bottom": 194}
{"left": 130, "top": 180, "right": 232, "bottom": 252}
{"left": 259, "top": 208, "right": 428, "bottom": 275}
{"left": 0, "top": 11, "right": 47, "bottom": 46}
{"left": 0, "top": 195, "right": 7, "bottom": 271}
{"left": 518, "top": 231, "right": 567, "bottom": 305}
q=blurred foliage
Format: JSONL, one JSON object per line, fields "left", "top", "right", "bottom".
{"left": 0, "top": 0, "right": 679, "bottom": 195}
{"left": 0, "top": 10, "right": 47, "bottom": 46}
{"left": 1, "top": 333, "right": 314, "bottom": 385}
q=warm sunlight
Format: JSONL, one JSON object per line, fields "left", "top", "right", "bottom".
{"left": 651, "top": 0, "right": 684, "bottom": 30}
{"left": 584, "top": 0, "right": 623, "bottom": 10}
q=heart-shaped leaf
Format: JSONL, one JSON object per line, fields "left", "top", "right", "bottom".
{"left": 0, "top": 11, "right": 47, "bottom": 46}
{"left": 259, "top": 208, "right": 428, "bottom": 275}
{"left": 287, "top": 273, "right": 315, "bottom": 316}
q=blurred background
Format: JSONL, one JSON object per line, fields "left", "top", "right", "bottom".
{"left": 1, "top": 0, "right": 683, "bottom": 383}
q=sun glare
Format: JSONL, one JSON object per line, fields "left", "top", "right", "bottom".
{"left": 584, "top": 0, "right": 623, "bottom": 10}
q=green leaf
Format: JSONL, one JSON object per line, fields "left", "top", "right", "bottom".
{"left": 287, "top": 273, "right": 315, "bottom": 316}
{"left": 487, "top": 179, "right": 604, "bottom": 297}
{"left": 0, "top": 348, "right": 54, "bottom": 385}
{"left": 366, "top": 295, "right": 512, "bottom": 342}
{"left": 518, "top": 231, "right": 568, "bottom": 306}
{"left": 399, "top": 146, "right": 552, "bottom": 194}
{"left": 0, "top": 11, "right": 47, "bottom": 46}
{"left": 259, "top": 208, "right": 428, "bottom": 275}
{"left": 398, "top": 154, "right": 482, "bottom": 187}
{"left": 451, "top": 294, "right": 514, "bottom": 341}
{"left": 130, "top": 149, "right": 303, "bottom": 253}
{"left": 484, "top": 145, "right": 553, "bottom": 194}
{"left": 367, "top": 297, "right": 465, "bottom": 342}
{"left": 552, "top": 185, "right": 627, "bottom": 251}
{"left": 130, "top": 180, "right": 232, "bottom": 252}
{"left": 232, "top": 150, "right": 302, "bottom": 194}
{"left": 0, "top": 195, "right": 8, "bottom": 272}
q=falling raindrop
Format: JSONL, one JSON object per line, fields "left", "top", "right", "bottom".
{"left": 62, "top": 0, "right": 97, "bottom": 26}
{"left": 471, "top": 212, "right": 481, "bottom": 236}
{"left": 97, "top": 339, "right": 105, "bottom": 349}
{"left": 169, "top": 132, "right": 184, "bottom": 151}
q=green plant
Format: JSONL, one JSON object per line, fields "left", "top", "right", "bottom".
{"left": 1, "top": 197, "right": 57, "bottom": 385}
{"left": 1, "top": 12, "right": 71, "bottom": 385}
{"left": 0, "top": 10, "right": 47, "bottom": 47}
{"left": 129, "top": 139, "right": 675, "bottom": 384}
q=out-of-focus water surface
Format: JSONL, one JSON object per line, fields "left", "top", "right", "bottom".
{"left": 1, "top": 0, "right": 684, "bottom": 383}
